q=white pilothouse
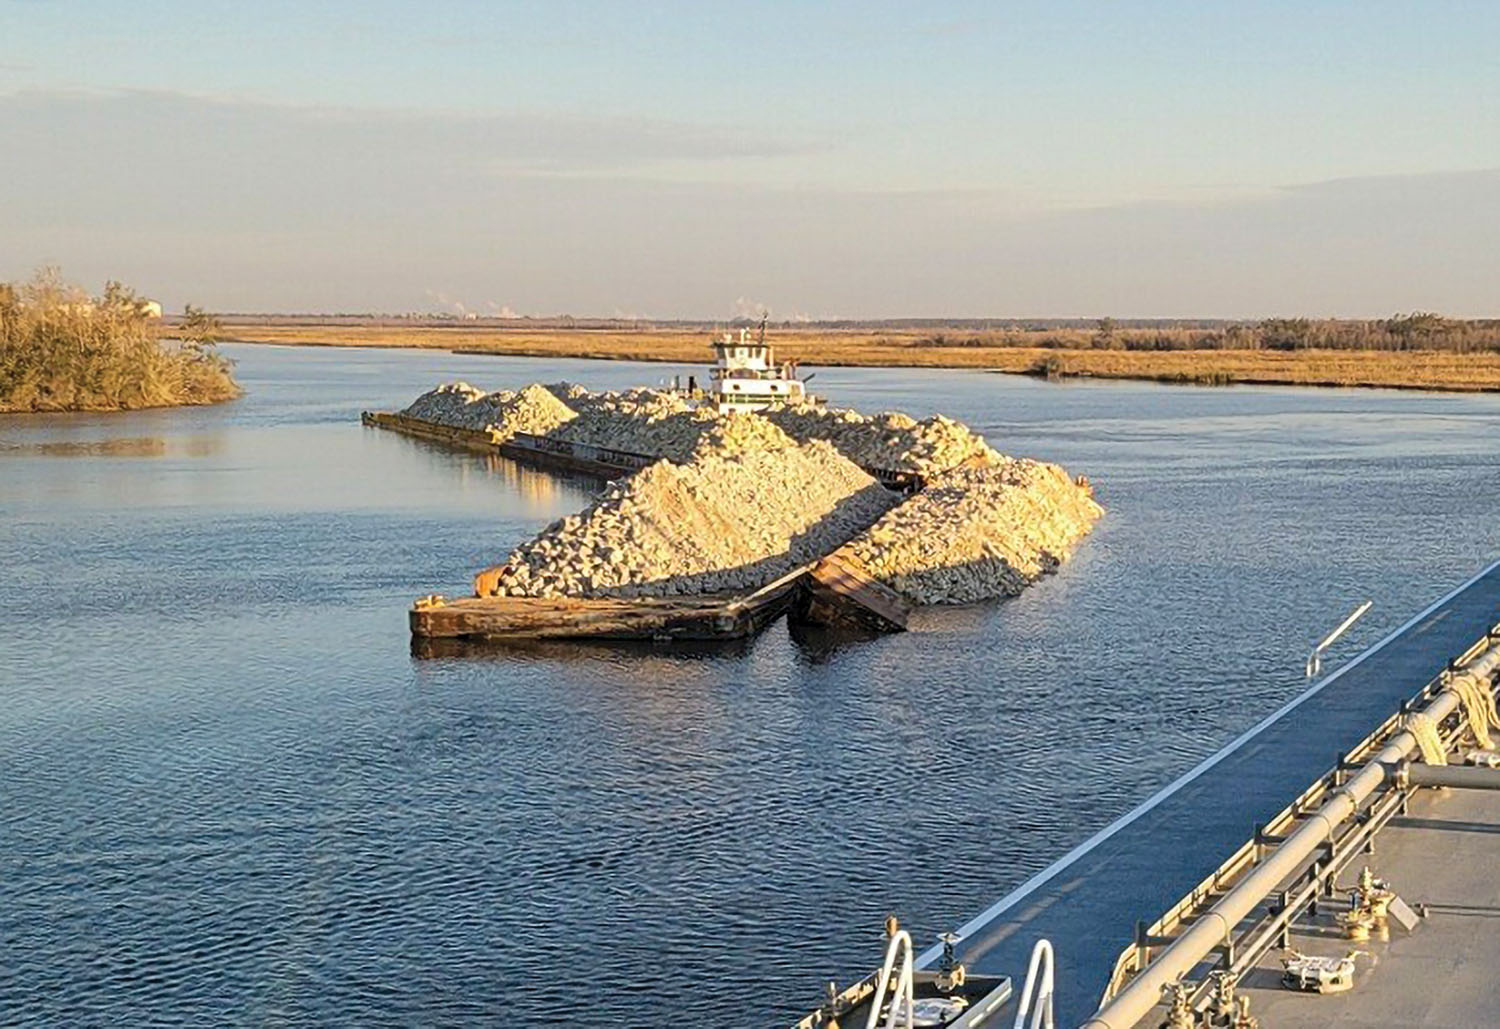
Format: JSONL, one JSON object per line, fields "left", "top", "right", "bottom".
{"left": 708, "top": 321, "right": 808, "bottom": 411}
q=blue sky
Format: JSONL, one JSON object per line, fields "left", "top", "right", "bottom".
{"left": 2, "top": 1, "right": 1497, "bottom": 316}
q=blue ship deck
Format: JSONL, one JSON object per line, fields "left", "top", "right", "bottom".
{"left": 928, "top": 556, "right": 1500, "bottom": 1028}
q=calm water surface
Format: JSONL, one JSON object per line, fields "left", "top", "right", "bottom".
{"left": 3, "top": 344, "right": 1499, "bottom": 1026}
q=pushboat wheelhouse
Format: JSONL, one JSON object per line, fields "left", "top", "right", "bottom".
{"left": 709, "top": 325, "right": 807, "bottom": 411}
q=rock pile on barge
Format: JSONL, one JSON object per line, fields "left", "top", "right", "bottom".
{"left": 843, "top": 460, "right": 1103, "bottom": 604}
{"left": 401, "top": 382, "right": 1000, "bottom": 477}
{"left": 760, "top": 404, "right": 998, "bottom": 476}
{"left": 482, "top": 416, "right": 899, "bottom": 598}
{"left": 402, "top": 381, "right": 576, "bottom": 440}
{"left": 382, "top": 379, "right": 1103, "bottom": 640}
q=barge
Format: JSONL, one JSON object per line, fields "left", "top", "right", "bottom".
{"left": 409, "top": 564, "right": 808, "bottom": 643}
{"left": 365, "top": 410, "right": 920, "bottom": 641}
{"left": 361, "top": 409, "right": 923, "bottom": 492}
{"left": 366, "top": 341, "right": 1100, "bottom": 644}
{"left": 360, "top": 410, "right": 657, "bottom": 480}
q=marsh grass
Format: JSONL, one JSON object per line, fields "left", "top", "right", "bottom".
{"left": 0, "top": 269, "right": 240, "bottom": 413}
{"left": 228, "top": 322, "right": 1500, "bottom": 392}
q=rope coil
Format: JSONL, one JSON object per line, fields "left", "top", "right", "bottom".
{"left": 1449, "top": 672, "right": 1500, "bottom": 749}
{"left": 1404, "top": 711, "right": 1448, "bottom": 765}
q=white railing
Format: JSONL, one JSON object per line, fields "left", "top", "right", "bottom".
{"left": 1306, "top": 600, "right": 1373, "bottom": 679}
{"left": 1013, "top": 939, "right": 1056, "bottom": 1029}
{"left": 864, "top": 929, "right": 915, "bottom": 1029}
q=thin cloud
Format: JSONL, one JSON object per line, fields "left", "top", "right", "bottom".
{"left": 2, "top": 85, "right": 1495, "bottom": 318}
{"left": 0, "top": 87, "right": 823, "bottom": 174}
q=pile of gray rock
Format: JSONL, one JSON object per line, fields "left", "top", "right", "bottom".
{"left": 846, "top": 460, "right": 1103, "bottom": 604}
{"left": 487, "top": 435, "right": 899, "bottom": 598}
{"left": 760, "top": 401, "right": 1000, "bottom": 476}
{"left": 403, "top": 381, "right": 999, "bottom": 477}
{"left": 550, "top": 388, "right": 715, "bottom": 460}
{"left": 401, "top": 382, "right": 576, "bottom": 440}
{"left": 400, "top": 380, "right": 1102, "bottom": 606}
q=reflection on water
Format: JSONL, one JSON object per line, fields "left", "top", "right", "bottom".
{"left": 411, "top": 633, "right": 756, "bottom": 663}
{"left": 1, "top": 343, "right": 1499, "bottom": 1026}
{"left": 371, "top": 430, "right": 609, "bottom": 519}
{"left": 785, "top": 620, "right": 888, "bottom": 664}
{"left": 0, "top": 434, "right": 230, "bottom": 458}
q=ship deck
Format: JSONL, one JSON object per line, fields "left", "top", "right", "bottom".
{"left": 1238, "top": 783, "right": 1500, "bottom": 1028}
{"left": 930, "top": 556, "right": 1500, "bottom": 1028}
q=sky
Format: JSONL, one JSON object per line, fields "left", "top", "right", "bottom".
{"left": 1, "top": 1, "right": 1497, "bottom": 318}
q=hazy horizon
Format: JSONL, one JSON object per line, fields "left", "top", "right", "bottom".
{"left": 3, "top": 1, "right": 1497, "bottom": 319}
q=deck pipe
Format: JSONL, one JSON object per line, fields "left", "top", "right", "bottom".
{"left": 1398, "top": 762, "right": 1500, "bottom": 790}
{"left": 1079, "top": 641, "right": 1500, "bottom": 1029}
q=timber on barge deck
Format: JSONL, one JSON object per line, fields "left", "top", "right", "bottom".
{"left": 410, "top": 563, "right": 808, "bottom": 642}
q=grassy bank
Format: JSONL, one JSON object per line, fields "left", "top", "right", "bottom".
{"left": 225, "top": 323, "right": 1500, "bottom": 392}
{"left": 0, "top": 271, "right": 240, "bottom": 413}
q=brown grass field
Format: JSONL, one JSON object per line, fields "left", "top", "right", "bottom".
{"left": 222, "top": 323, "right": 1500, "bottom": 393}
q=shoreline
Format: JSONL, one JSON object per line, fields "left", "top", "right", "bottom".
{"left": 218, "top": 326, "right": 1500, "bottom": 394}
{"left": 0, "top": 393, "right": 241, "bottom": 416}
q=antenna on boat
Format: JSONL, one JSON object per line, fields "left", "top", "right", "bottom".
{"left": 758, "top": 312, "right": 767, "bottom": 346}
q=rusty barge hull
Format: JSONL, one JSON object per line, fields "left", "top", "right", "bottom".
{"left": 791, "top": 553, "right": 913, "bottom": 633}
{"left": 410, "top": 574, "right": 803, "bottom": 642}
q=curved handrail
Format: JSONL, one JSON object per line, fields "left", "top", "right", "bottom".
{"left": 1013, "top": 939, "right": 1055, "bottom": 1029}
{"left": 865, "top": 929, "right": 915, "bottom": 1029}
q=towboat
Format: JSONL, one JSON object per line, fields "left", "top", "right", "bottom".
{"left": 709, "top": 320, "right": 808, "bottom": 411}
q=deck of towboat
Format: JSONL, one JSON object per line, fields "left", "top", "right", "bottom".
{"left": 808, "top": 556, "right": 1500, "bottom": 1028}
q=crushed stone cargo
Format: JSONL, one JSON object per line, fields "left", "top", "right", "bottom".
{"left": 387, "top": 380, "right": 1104, "bottom": 616}
{"left": 401, "top": 381, "right": 576, "bottom": 441}
{"left": 845, "top": 461, "right": 1103, "bottom": 604}
{"left": 759, "top": 403, "right": 1001, "bottom": 476}
{"left": 484, "top": 426, "right": 900, "bottom": 599}
{"left": 405, "top": 381, "right": 999, "bottom": 477}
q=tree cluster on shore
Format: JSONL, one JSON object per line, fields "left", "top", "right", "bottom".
{"left": 0, "top": 269, "right": 240, "bottom": 413}
{"left": 916, "top": 313, "right": 1500, "bottom": 354}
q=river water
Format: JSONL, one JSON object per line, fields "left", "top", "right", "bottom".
{"left": 2, "top": 343, "right": 1498, "bottom": 1026}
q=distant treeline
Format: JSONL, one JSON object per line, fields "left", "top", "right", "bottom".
{"left": 0, "top": 269, "right": 239, "bottom": 413}
{"left": 912, "top": 314, "right": 1500, "bottom": 354}
{"left": 214, "top": 312, "right": 1500, "bottom": 352}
